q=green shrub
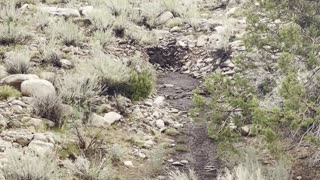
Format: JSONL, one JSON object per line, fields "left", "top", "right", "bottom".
{"left": 126, "top": 68, "right": 155, "bottom": 101}
{"left": 0, "top": 85, "right": 21, "bottom": 100}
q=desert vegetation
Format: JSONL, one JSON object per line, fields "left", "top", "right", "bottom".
{"left": 1, "top": 0, "right": 320, "bottom": 179}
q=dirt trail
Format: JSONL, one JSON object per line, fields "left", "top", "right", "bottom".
{"left": 157, "top": 71, "right": 219, "bottom": 180}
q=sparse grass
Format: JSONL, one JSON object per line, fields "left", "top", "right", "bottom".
{"left": 0, "top": 85, "right": 21, "bottom": 100}
{"left": 88, "top": 9, "right": 115, "bottom": 30}
{"left": 32, "top": 94, "right": 64, "bottom": 128}
{"left": 217, "top": 149, "right": 290, "bottom": 180}
{"left": 93, "top": 30, "right": 114, "bottom": 46}
{"left": 145, "top": 146, "right": 165, "bottom": 176}
{"left": 168, "top": 169, "right": 198, "bottom": 180}
{"left": 49, "top": 19, "right": 84, "bottom": 46}
{"left": 4, "top": 50, "right": 31, "bottom": 74}
{"left": 109, "top": 144, "right": 127, "bottom": 164}
{"left": 66, "top": 157, "right": 117, "bottom": 180}
{"left": 56, "top": 72, "right": 101, "bottom": 108}
{"left": 0, "top": 1, "right": 31, "bottom": 45}
{"left": 2, "top": 150, "right": 62, "bottom": 180}
{"left": 40, "top": 38, "right": 60, "bottom": 65}
{"left": 58, "top": 142, "right": 80, "bottom": 159}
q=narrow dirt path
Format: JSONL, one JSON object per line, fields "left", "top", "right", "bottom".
{"left": 157, "top": 71, "right": 219, "bottom": 180}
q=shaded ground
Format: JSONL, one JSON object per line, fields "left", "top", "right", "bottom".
{"left": 157, "top": 72, "right": 198, "bottom": 111}
{"left": 157, "top": 71, "right": 219, "bottom": 180}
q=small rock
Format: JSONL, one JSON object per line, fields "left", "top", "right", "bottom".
{"left": 180, "top": 160, "right": 188, "bottom": 164}
{"left": 143, "top": 140, "right": 155, "bottom": 149}
{"left": 170, "top": 26, "right": 181, "bottom": 32}
{"left": 75, "top": 157, "right": 90, "bottom": 173}
{"left": 79, "top": 6, "right": 93, "bottom": 17}
{"left": 157, "top": 11, "right": 174, "bottom": 25}
{"left": 124, "top": 161, "right": 134, "bottom": 168}
{"left": 138, "top": 152, "right": 146, "bottom": 159}
{"left": 156, "top": 120, "right": 165, "bottom": 129}
{"left": 240, "top": 125, "right": 251, "bottom": 136}
{"left": 154, "top": 96, "right": 165, "bottom": 107}
{"left": 60, "top": 59, "right": 74, "bottom": 69}
{"left": 172, "top": 161, "right": 184, "bottom": 166}
{"left": 104, "top": 112, "right": 122, "bottom": 125}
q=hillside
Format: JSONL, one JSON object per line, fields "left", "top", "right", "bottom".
{"left": 0, "top": 0, "right": 319, "bottom": 180}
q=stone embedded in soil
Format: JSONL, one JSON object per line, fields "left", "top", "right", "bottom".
{"left": 104, "top": 112, "right": 122, "bottom": 125}
{"left": 124, "top": 161, "right": 134, "bottom": 168}
{"left": 156, "top": 120, "right": 165, "bottom": 129}
{"left": 172, "top": 161, "right": 184, "bottom": 166}
{"left": 156, "top": 11, "right": 174, "bottom": 25}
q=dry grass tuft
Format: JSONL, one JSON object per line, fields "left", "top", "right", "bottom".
{"left": 32, "top": 94, "right": 64, "bottom": 128}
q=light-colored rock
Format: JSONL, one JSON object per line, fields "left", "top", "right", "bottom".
{"left": 104, "top": 112, "right": 122, "bottom": 125}
{"left": 28, "top": 140, "right": 54, "bottom": 154}
{"left": 39, "top": 7, "right": 80, "bottom": 17}
{"left": 90, "top": 113, "right": 109, "bottom": 128}
{"left": 15, "top": 136, "right": 32, "bottom": 146}
{"left": 180, "top": 160, "right": 189, "bottom": 164}
{"left": 124, "top": 160, "right": 134, "bottom": 168}
{"left": 20, "top": 79, "right": 55, "bottom": 97}
{"left": 170, "top": 26, "right": 181, "bottom": 32}
{"left": 79, "top": 6, "right": 94, "bottom": 17}
{"left": 74, "top": 157, "right": 90, "bottom": 173}
{"left": 156, "top": 120, "right": 165, "bottom": 129}
{"left": 0, "top": 74, "right": 39, "bottom": 89}
{"left": 154, "top": 96, "right": 165, "bottom": 107}
{"left": 60, "top": 59, "right": 74, "bottom": 69}
{"left": 240, "top": 125, "right": 252, "bottom": 136}
{"left": 25, "top": 118, "right": 45, "bottom": 129}
{"left": 196, "top": 35, "right": 208, "bottom": 47}
{"left": 33, "top": 133, "right": 48, "bottom": 142}
{"left": 157, "top": 11, "right": 174, "bottom": 25}
{"left": 143, "top": 140, "right": 155, "bottom": 149}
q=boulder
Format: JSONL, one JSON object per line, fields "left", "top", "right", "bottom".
{"left": 38, "top": 7, "right": 80, "bottom": 17}
{"left": 20, "top": 79, "right": 55, "bottom": 97}
{"left": 156, "top": 11, "right": 174, "bottom": 25}
{"left": 0, "top": 74, "right": 39, "bottom": 89}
